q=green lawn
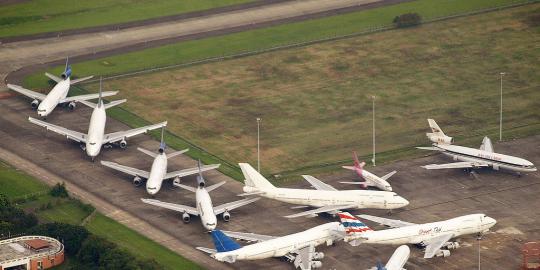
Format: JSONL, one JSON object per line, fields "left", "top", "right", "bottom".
{"left": 0, "top": 161, "right": 49, "bottom": 199}
{"left": 78, "top": 3, "right": 540, "bottom": 180}
{"left": 86, "top": 213, "right": 203, "bottom": 270}
{"left": 38, "top": 200, "right": 93, "bottom": 225}
{"left": 0, "top": 0, "right": 253, "bottom": 38}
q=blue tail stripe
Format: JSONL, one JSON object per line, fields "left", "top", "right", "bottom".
{"left": 211, "top": 230, "right": 241, "bottom": 252}
{"left": 342, "top": 221, "right": 367, "bottom": 228}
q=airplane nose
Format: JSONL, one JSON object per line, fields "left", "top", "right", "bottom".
{"left": 487, "top": 217, "right": 497, "bottom": 227}
{"left": 400, "top": 197, "right": 409, "bottom": 206}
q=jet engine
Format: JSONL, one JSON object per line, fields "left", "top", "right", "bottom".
{"left": 428, "top": 134, "right": 453, "bottom": 145}
{"left": 436, "top": 250, "right": 451, "bottom": 257}
{"left": 313, "top": 252, "right": 324, "bottom": 260}
{"left": 119, "top": 139, "right": 127, "bottom": 149}
{"left": 310, "top": 261, "right": 322, "bottom": 268}
{"left": 182, "top": 212, "right": 191, "bottom": 223}
{"left": 173, "top": 176, "right": 181, "bottom": 185}
{"left": 222, "top": 211, "right": 231, "bottom": 222}
{"left": 68, "top": 102, "right": 76, "bottom": 110}
{"left": 197, "top": 175, "right": 205, "bottom": 188}
{"left": 31, "top": 99, "right": 39, "bottom": 109}
{"left": 446, "top": 242, "right": 460, "bottom": 250}
{"left": 79, "top": 142, "right": 86, "bottom": 151}
{"left": 61, "top": 68, "right": 72, "bottom": 79}
{"left": 133, "top": 176, "right": 143, "bottom": 187}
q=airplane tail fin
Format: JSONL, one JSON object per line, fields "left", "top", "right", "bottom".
{"left": 427, "top": 119, "right": 445, "bottom": 136}
{"left": 97, "top": 77, "right": 103, "bottom": 108}
{"left": 159, "top": 127, "right": 166, "bottom": 153}
{"left": 239, "top": 163, "right": 275, "bottom": 190}
{"left": 338, "top": 212, "right": 372, "bottom": 235}
{"left": 61, "top": 57, "right": 72, "bottom": 79}
{"left": 376, "top": 261, "right": 387, "bottom": 270}
{"left": 211, "top": 230, "right": 242, "bottom": 253}
{"left": 426, "top": 119, "right": 453, "bottom": 145}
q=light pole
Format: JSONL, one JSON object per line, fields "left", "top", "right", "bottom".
{"left": 477, "top": 234, "right": 482, "bottom": 270}
{"left": 499, "top": 72, "right": 505, "bottom": 142}
{"left": 257, "top": 117, "right": 261, "bottom": 172}
{"left": 372, "top": 96, "right": 376, "bottom": 167}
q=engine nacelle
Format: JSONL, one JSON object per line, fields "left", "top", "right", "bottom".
{"left": 436, "top": 249, "right": 451, "bottom": 257}
{"left": 310, "top": 261, "right": 322, "bottom": 268}
{"left": 119, "top": 139, "right": 127, "bottom": 149}
{"left": 31, "top": 99, "right": 40, "bottom": 109}
{"left": 313, "top": 252, "right": 324, "bottom": 260}
{"left": 133, "top": 176, "right": 142, "bottom": 187}
{"left": 446, "top": 242, "right": 460, "bottom": 250}
{"left": 222, "top": 211, "right": 231, "bottom": 222}
{"left": 67, "top": 102, "right": 76, "bottom": 110}
{"left": 61, "top": 68, "right": 72, "bottom": 79}
{"left": 173, "top": 176, "right": 181, "bottom": 185}
{"left": 79, "top": 142, "right": 86, "bottom": 151}
{"left": 197, "top": 175, "right": 205, "bottom": 188}
{"left": 428, "top": 134, "right": 453, "bottom": 145}
{"left": 182, "top": 212, "right": 191, "bottom": 223}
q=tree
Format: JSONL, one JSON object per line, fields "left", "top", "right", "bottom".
{"left": 50, "top": 182, "right": 69, "bottom": 198}
{"left": 393, "top": 13, "right": 422, "bottom": 28}
{"left": 28, "top": 223, "right": 89, "bottom": 255}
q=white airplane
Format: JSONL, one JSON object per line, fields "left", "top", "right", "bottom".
{"left": 196, "top": 214, "right": 349, "bottom": 269}
{"left": 341, "top": 151, "right": 396, "bottom": 191}
{"left": 369, "top": 245, "right": 410, "bottom": 270}
{"left": 238, "top": 163, "right": 409, "bottom": 218}
{"left": 101, "top": 128, "right": 220, "bottom": 195}
{"left": 7, "top": 58, "right": 117, "bottom": 117}
{"left": 28, "top": 78, "right": 166, "bottom": 160}
{"left": 418, "top": 119, "right": 536, "bottom": 174}
{"left": 338, "top": 212, "right": 496, "bottom": 258}
{"left": 141, "top": 161, "right": 259, "bottom": 230}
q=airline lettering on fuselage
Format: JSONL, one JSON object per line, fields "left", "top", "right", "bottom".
{"left": 419, "top": 226, "right": 442, "bottom": 235}
{"left": 477, "top": 153, "right": 502, "bottom": 161}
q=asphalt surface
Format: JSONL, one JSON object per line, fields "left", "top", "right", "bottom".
{"left": 1, "top": 95, "right": 539, "bottom": 269}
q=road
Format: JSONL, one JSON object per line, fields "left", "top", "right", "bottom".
{"left": 1, "top": 95, "right": 538, "bottom": 269}
{"left": 0, "top": 0, "right": 392, "bottom": 81}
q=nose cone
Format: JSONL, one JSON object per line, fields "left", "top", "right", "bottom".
{"left": 485, "top": 217, "right": 497, "bottom": 228}
{"left": 205, "top": 223, "right": 217, "bottom": 231}
{"left": 86, "top": 144, "right": 101, "bottom": 158}
{"left": 385, "top": 186, "right": 393, "bottom": 192}
{"left": 397, "top": 196, "right": 409, "bottom": 208}
{"left": 146, "top": 188, "right": 157, "bottom": 195}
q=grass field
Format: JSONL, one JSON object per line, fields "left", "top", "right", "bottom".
{"left": 80, "top": 4, "right": 540, "bottom": 178}
{"left": 0, "top": 0, "right": 253, "bottom": 38}
{"left": 0, "top": 160, "right": 202, "bottom": 269}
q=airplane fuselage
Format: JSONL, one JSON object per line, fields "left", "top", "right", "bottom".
{"left": 213, "top": 222, "right": 341, "bottom": 262}
{"left": 360, "top": 169, "right": 392, "bottom": 191}
{"left": 436, "top": 144, "right": 536, "bottom": 173}
{"left": 353, "top": 214, "right": 496, "bottom": 246}
{"left": 244, "top": 187, "right": 408, "bottom": 210}
{"left": 146, "top": 153, "right": 168, "bottom": 195}
{"left": 37, "top": 78, "right": 70, "bottom": 117}
{"left": 196, "top": 187, "right": 218, "bottom": 231}
{"left": 85, "top": 102, "right": 106, "bottom": 158}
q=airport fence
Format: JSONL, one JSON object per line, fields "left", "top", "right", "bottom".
{"left": 77, "top": 0, "right": 537, "bottom": 181}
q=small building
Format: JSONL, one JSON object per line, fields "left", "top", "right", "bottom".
{"left": 0, "top": 236, "right": 64, "bottom": 270}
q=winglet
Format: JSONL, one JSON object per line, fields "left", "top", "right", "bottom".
{"left": 211, "top": 230, "right": 242, "bottom": 253}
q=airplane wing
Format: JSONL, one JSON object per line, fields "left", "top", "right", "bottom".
{"left": 416, "top": 146, "right": 443, "bottom": 151}
{"left": 423, "top": 233, "right": 454, "bottom": 259}
{"left": 103, "top": 121, "right": 167, "bottom": 144}
{"left": 213, "top": 197, "right": 260, "bottom": 215}
{"left": 221, "top": 230, "right": 276, "bottom": 242}
{"left": 293, "top": 244, "right": 316, "bottom": 270}
{"left": 164, "top": 164, "right": 220, "bottom": 180}
{"left": 100, "top": 161, "right": 150, "bottom": 178}
{"left": 284, "top": 204, "right": 356, "bottom": 219}
{"left": 28, "top": 117, "right": 86, "bottom": 143}
{"left": 302, "top": 175, "right": 337, "bottom": 191}
{"left": 380, "top": 170, "right": 397, "bottom": 181}
{"left": 60, "top": 91, "right": 118, "bottom": 103}
{"left": 422, "top": 161, "right": 489, "bottom": 170}
{"left": 7, "top": 84, "right": 46, "bottom": 100}
{"left": 357, "top": 214, "right": 416, "bottom": 228}
{"left": 479, "top": 136, "right": 494, "bottom": 152}
{"left": 45, "top": 72, "right": 62, "bottom": 83}
{"left": 140, "top": 198, "right": 199, "bottom": 216}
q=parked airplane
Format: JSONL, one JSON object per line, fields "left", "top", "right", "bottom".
{"left": 141, "top": 161, "right": 258, "bottom": 230}
{"left": 101, "top": 129, "right": 220, "bottom": 194}
{"left": 197, "top": 213, "right": 349, "bottom": 269}
{"left": 7, "top": 58, "right": 117, "bottom": 117}
{"left": 341, "top": 151, "right": 396, "bottom": 191}
{"left": 370, "top": 245, "right": 410, "bottom": 270}
{"left": 339, "top": 212, "right": 496, "bottom": 258}
{"left": 238, "top": 163, "right": 408, "bottom": 218}
{"left": 28, "top": 78, "right": 166, "bottom": 160}
{"left": 418, "top": 119, "right": 536, "bottom": 174}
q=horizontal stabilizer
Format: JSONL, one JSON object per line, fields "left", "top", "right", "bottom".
{"left": 206, "top": 181, "right": 226, "bottom": 192}
{"left": 237, "top": 191, "right": 264, "bottom": 197}
{"left": 342, "top": 165, "right": 356, "bottom": 171}
{"left": 137, "top": 147, "right": 158, "bottom": 158}
{"left": 285, "top": 204, "right": 356, "bottom": 218}
{"left": 70, "top": 75, "right": 94, "bottom": 85}
{"left": 45, "top": 72, "right": 62, "bottom": 83}
{"left": 196, "top": 247, "right": 216, "bottom": 254}
{"left": 174, "top": 183, "right": 197, "bottom": 192}
{"left": 79, "top": 100, "right": 97, "bottom": 109}
{"left": 167, "top": 149, "right": 189, "bottom": 159}
{"left": 213, "top": 197, "right": 259, "bottom": 215}
{"left": 104, "top": 99, "right": 127, "bottom": 109}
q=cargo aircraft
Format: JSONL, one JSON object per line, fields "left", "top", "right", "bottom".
{"left": 341, "top": 151, "right": 396, "bottom": 191}
{"left": 7, "top": 58, "right": 117, "bottom": 117}
{"left": 418, "top": 119, "right": 536, "bottom": 174}
{"left": 28, "top": 78, "right": 166, "bottom": 160}
{"left": 238, "top": 163, "right": 408, "bottom": 218}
